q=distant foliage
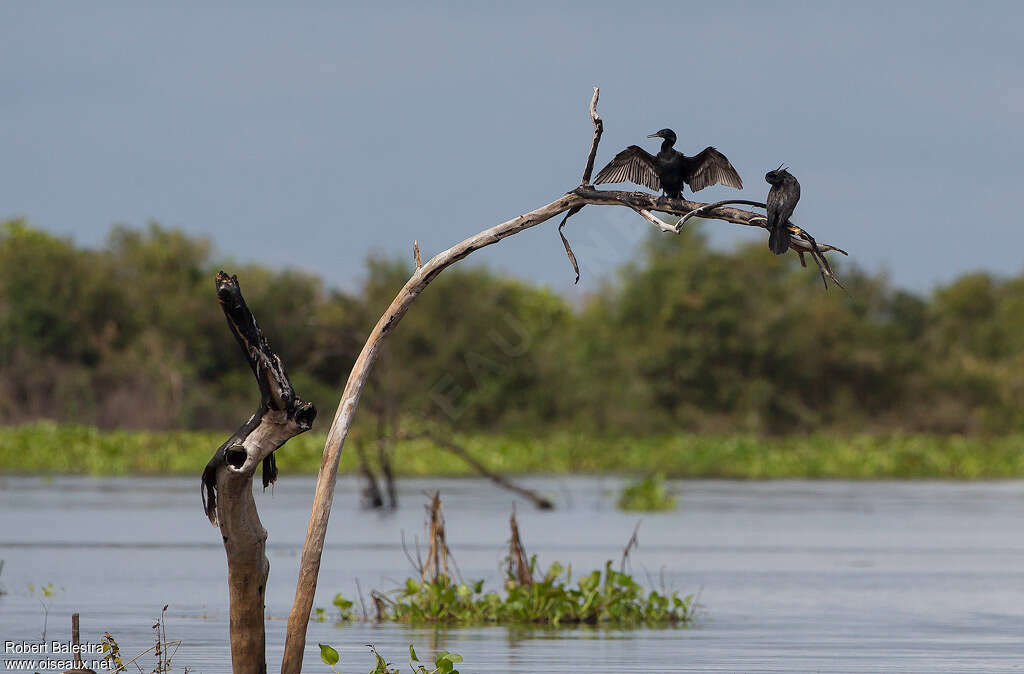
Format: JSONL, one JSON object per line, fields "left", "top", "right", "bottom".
{"left": 5, "top": 218, "right": 1024, "bottom": 435}
{"left": 617, "top": 474, "right": 677, "bottom": 511}
{"left": 7, "top": 424, "right": 1023, "bottom": 479}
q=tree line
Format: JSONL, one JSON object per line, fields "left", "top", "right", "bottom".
{"left": 1, "top": 218, "right": 1020, "bottom": 436}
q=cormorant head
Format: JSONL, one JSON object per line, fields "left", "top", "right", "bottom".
{"left": 765, "top": 164, "right": 790, "bottom": 185}
{"left": 647, "top": 128, "right": 677, "bottom": 145}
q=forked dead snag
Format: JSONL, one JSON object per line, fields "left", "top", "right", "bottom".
{"left": 202, "top": 272, "right": 316, "bottom": 674}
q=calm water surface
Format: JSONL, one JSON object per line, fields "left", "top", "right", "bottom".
{"left": 1, "top": 475, "right": 1023, "bottom": 673}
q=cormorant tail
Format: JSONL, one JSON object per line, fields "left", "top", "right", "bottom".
{"left": 768, "top": 224, "right": 790, "bottom": 255}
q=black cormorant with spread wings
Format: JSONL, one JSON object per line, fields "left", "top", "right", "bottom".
{"left": 765, "top": 166, "right": 801, "bottom": 255}
{"left": 594, "top": 128, "right": 743, "bottom": 198}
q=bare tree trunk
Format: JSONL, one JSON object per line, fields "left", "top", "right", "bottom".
{"left": 200, "top": 272, "right": 316, "bottom": 674}
{"left": 280, "top": 87, "right": 848, "bottom": 673}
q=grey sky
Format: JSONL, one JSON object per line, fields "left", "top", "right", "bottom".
{"left": 2, "top": 1, "right": 1022, "bottom": 296}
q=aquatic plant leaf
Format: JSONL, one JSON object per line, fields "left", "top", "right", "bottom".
{"left": 319, "top": 643, "right": 339, "bottom": 666}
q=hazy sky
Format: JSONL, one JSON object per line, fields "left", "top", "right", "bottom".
{"left": 2, "top": 1, "right": 1022, "bottom": 296}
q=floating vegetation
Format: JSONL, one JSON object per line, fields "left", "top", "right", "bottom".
{"left": 358, "top": 561, "right": 693, "bottom": 626}
{"left": 319, "top": 643, "right": 464, "bottom": 674}
{"left": 326, "top": 494, "right": 694, "bottom": 627}
{"left": 617, "top": 473, "right": 677, "bottom": 512}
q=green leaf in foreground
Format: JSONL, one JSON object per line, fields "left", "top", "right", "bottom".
{"left": 319, "top": 643, "right": 339, "bottom": 666}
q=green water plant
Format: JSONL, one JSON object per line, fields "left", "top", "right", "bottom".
{"left": 334, "top": 496, "right": 694, "bottom": 627}
{"left": 319, "top": 643, "right": 463, "bottom": 674}
{"left": 617, "top": 474, "right": 677, "bottom": 511}
{"left": 360, "top": 560, "right": 692, "bottom": 626}
{"left": 27, "top": 581, "right": 63, "bottom": 642}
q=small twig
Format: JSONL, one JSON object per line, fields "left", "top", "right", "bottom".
{"left": 39, "top": 599, "right": 48, "bottom": 644}
{"left": 355, "top": 577, "right": 369, "bottom": 621}
{"left": 413, "top": 241, "right": 422, "bottom": 269}
{"left": 558, "top": 86, "right": 605, "bottom": 283}
{"left": 620, "top": 521, "right": 641, "bottom": 573}
{"left": 557, "top": 206, "right": 583, "bottom": 284}
{"left": 400, "top": 530, "right": 423, "bottom": 577}
{"left": 632, "top": 206, "right": 677, "bottom": 233}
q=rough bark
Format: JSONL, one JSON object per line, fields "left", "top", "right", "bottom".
{"left": 279, "top": 87, "right": 848, "bottom": 673}
{"left": 201, "top": 272, "right": 316, "bottom": 674}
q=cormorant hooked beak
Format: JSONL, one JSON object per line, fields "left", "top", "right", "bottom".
{"left": 647, "top": 132, "right": 662, "bottom": 138}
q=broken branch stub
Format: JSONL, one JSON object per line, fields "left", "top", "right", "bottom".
{"left": 507, "top": 511, "right": 534, "bottom": 586}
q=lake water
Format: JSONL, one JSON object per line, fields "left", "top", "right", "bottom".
{"left": 1, "top": 475, "right": 1023, "bottom": 673}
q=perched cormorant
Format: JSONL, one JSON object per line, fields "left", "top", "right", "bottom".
{"left": 765, "top": 166, "right": 801, "bottom": 255}
{"left": 594, "top": 129, "right": 743, "bottom": 198}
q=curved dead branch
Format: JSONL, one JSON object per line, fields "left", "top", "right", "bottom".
{"left": 279, "top": 87, "right": 851, "bottom": 672}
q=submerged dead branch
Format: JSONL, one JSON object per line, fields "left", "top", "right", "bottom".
{"left": 355, "top": 440, "right": 385, "bottom": 509}
{"left": 620, "top": 522, "right": 641, "bottom": 573}
{"left": 421, "top": 491, "right": 451, "bottom": 584}
{"left": 399, "top": 430, "right": 554, "bottom": 510}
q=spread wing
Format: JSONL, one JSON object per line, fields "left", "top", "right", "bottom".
{"left": 767, "top": 180, "right": 800, "bottom": 231}
{"left": 593, "top": 146, "right": 661, "bottom": 192}
{"left": 685, "top": 147, "right": 743, "bottom": 192}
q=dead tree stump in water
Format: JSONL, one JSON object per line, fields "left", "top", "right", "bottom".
{"left": 200, "top": 272, "right": 316, "bottom": 674}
